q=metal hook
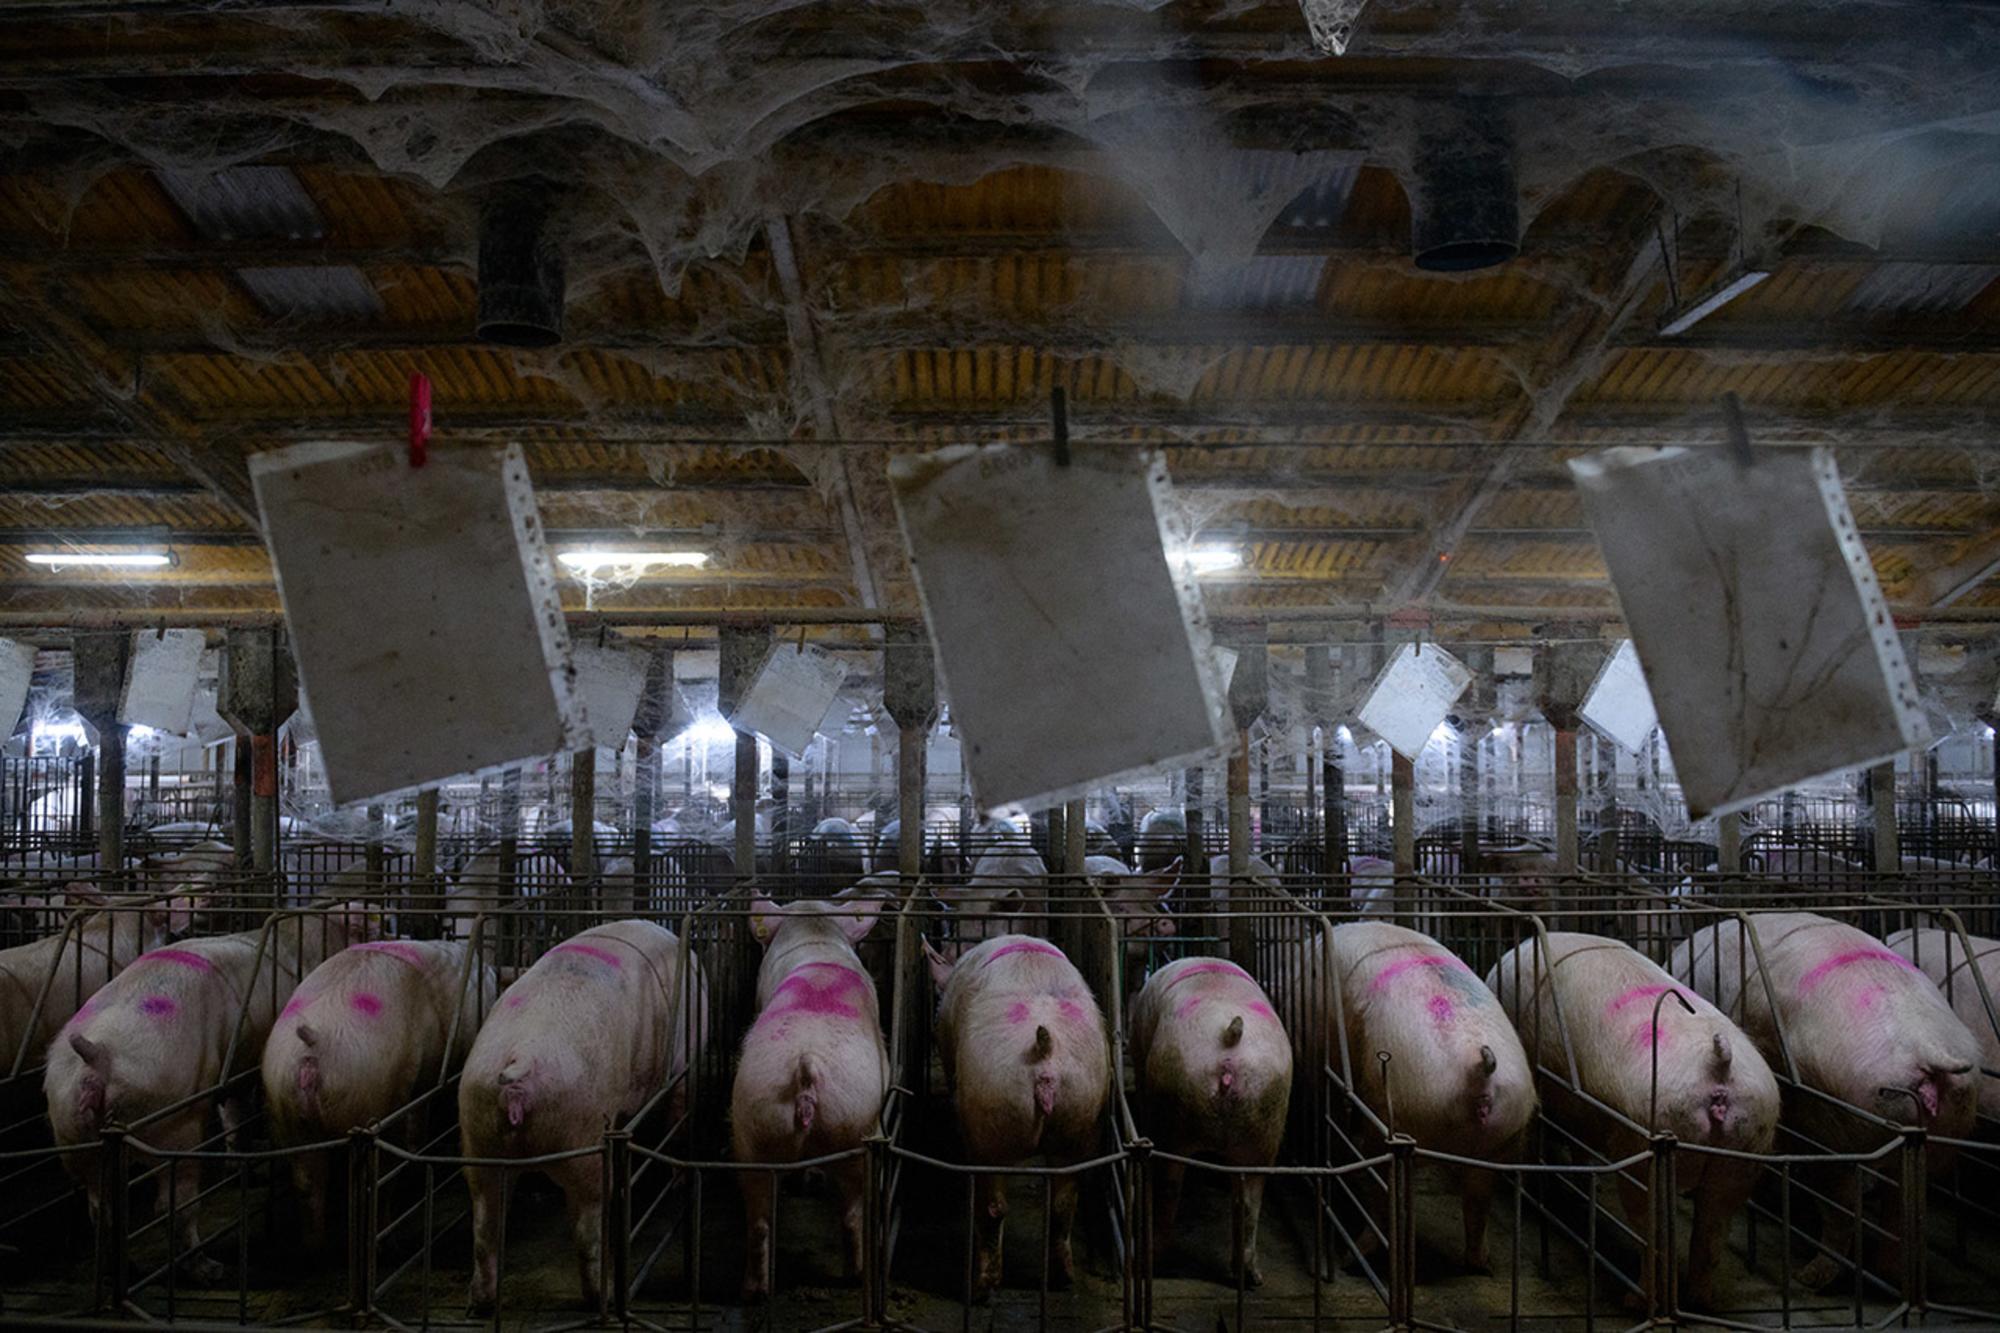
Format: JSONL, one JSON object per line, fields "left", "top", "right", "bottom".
{"left": 1376, "top": 1050, "right": 1396, "bottom": 1136}
{"left": 1050, "top": 385, "right": 1070, "bottom": 468}
{"left": 1650, "top": 987, "right": 1698, "bottom": 1132}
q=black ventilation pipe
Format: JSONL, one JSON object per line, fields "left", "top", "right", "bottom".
{"left": 1409, "top": 104, "right": 1519, "bottom": 272}
{"left": 477, "top": 183, "right": 565, "bottom": 347}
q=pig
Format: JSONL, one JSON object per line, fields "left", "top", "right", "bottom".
{"left": 1349, "top": 855, "right": 1398, "bottom": 915}
{"left": 925, "top": 934, "right": 1110, "bottom": 1298}
{"left": 449, "top": 844, "right": 572, "bottom": 937}
{"left": 1127, "top": 956, "right": 1291, "bottom": 1285}
{"left": 1136, "top": 809, "right": 1186, "bottom": 873}
{"left": 805, "top": 818, "right": 870, "bottom": 886}
{"left": 1084, "top": 857, "right": 1178, "bottom": 988}
{"left": 458, "top": 920, "right": 708, "bottom": 1313}
{"left": 732, "top": 897, "right": 888, "bottom": 1300}
{"left": 1886, "top": 927, "right": 2000, "bottom": 1121}
{"left": 43, "top": 903, "right": 379, "bottom": 1280}
{"left": 1487, "top": 933, "right": 1780, "bottom": 1308}
{"left": 933, "top": 849, "right": 1047, "bottom": 953}
{"left": 261, "top": 938, "right": 499, "bottom": 1249}
{"left": 1671, "top": 913, "right": 1980, "bottom": 1288}
{"left": 1, "top": 888, "right": 187, "bottom": 1077}
{"left": 1291, "top": 922, "right": 1536, "bottom": 1271}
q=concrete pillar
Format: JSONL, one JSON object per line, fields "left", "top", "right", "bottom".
{"left": 1065, "top": 798, "right": 1087, "bottom": 880}
{"left": 412, "top": 787, "right": 441, "bottom": 939}
{"left": 497, "top": 766, "right": 521, "bottom": 896}
{"left": 1718, "top": 811, "right": 1742, "bottom": 874}
{"left": 71, "top": 632, "right": 130, "bottom": 881}
{"left": 1392, "top": 752, "right": 1416, "bottom": 876}
{"left": 1306, "top": 645, "right": 1347, "bottom": 874}
{"left": 629, "top": 646, "right": 675, "bottom": 882}
{"left": 1871, "top": 761, "right": 1900, "bottom": 872}
{"left": 365, "top": 803, "right": 385, "bottom": 889}
{"left": 1183, "top": 764, "right": 1205, "bottom": 875}
{"left": 232, "top": 738, "right": 251, "bottom": 870}
{"left": 882, "top": 624, "right": 937, "bottom": 883}
{"left": 1594, "top": 737, "right": 1619, "bottom": 871}
{"left": 718, "top": 625, "right": 773, "bottom": 881}
{"left": 570, "top": 748, "right": 597, "bottom": 886}
{"left": 219, "top": 627, "right": 297, "bottom": 889}
{"left": 1533, "top": 626, "right": 1606, "bottom": 880}
{"left": 1219, "top": 630, "right": 1267, "bottom": 964}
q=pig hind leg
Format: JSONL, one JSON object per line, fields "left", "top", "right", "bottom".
{"left": 740, "top": 1169, "right": 775, "bottom": 1302}
{"left": 157, "top": 1117, "right": 224, "bottom": 1285}
{"left": 973, "top": 1173, "right": 1007, "bottom": 1301}
{"left": 549, "top": 1154, "right": 607, "bottom": 1312}
{"left": 464, "top": 1164, "right": 507, "bottom": 1315}
{"left": 1798, "top": 1168, "right": 1861, "bottom": 1292}
{"left": 1047, "top": 1171, "right": 1080, "bottom": 1289}
{"left": 1233, "top": 1173, "right": 1268, "bottom": 1289}
{"left": 831, "top": 1154, "right": 867, "bottom": 1280}
{"left": 1461, "top": 1166, "right": 1497, "bottom": 1274}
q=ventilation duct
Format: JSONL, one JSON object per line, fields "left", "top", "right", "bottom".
{"left": 477, "top": 184, "right": 565, "bottom": 348}
{"left": 1409, "top": 106, "right": 1520, "bottom": 273}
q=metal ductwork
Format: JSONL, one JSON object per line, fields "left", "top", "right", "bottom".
{"left": 477, "top": 183, "right": 565, "bottom": 348}
{"left": 1409, "top": 105, "right": 1520, "bottom": 273}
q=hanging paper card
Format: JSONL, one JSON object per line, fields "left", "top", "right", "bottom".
{"left": 119, "top": 629, "right": 205, "bottom": 733}
{"left": 0, "top": 639, "right": 33, "bottom": 739}
{"left": 728, "top": 643, "right": 849, "bottom": 757}
{"left": 1571, "top": 445, "right": 1927, "bottom": 817}
{"left": 571, "top": 642, "right": 649, "bottom": 748}
{"left": 1356, "top": 642, "right": 1473, "bottom": 760}
{"left": 1581, "top": 640, "right": 1659, "bottom": 755}
{"left": 889, "top": 443, "right": 1233, "bottom": 810}
{"left": 250, "top": 441, "right": 582, "bottom": 805}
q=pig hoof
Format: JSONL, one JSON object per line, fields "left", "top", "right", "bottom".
{"left": 1797, "top": 1255, "right": 1844, "bottom": 1291}
{"left": 1238, "top": 1261, "right": 1265, "bottom": 1289}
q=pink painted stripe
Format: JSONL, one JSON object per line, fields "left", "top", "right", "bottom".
{"left": 1606, "top": 983, "right": 1693, "bottom": 1013}
{"left": 552, "top": 942, "right": 623, "bottom": 968}
{"left": 1164, "top": 960, "right": 1252, "bottom": 989}
{"left": 983, "top": 939, "right": 1064, "bottom": 967}
{"left": 140, "top": 948, "right": 214, "bottom": 973}
{"left": 1797, "top": 948, "right": 1921, "bottom": 994}
{"left": 1368, "top": 953, "right": 1471, "bottom": 993}
{"left": 352, "top": 940, "right": 428, "bottom": 968}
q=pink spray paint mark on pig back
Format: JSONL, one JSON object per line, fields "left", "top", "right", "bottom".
{"left": 1427, "top": 994, "right": 1454, "bottom": 1026}
{"left": 1367, "top": 953, "right": 1471, "bottom": 993}
{"left": 139, "top": 995, "right": 176, "bottom": 1019}
{"left": 280, "top": 993, "right": 310, "bottom": 1020}
{"left": 983, "top": 939, "right": 1064, "bottom": 968}
{"left": 756, "top": 963, "right": 867, "bottom": 1030}
{"left": 551, "top": 942, "right": 623, "bottom": 968}
{"left": 1006, "top": 1001, "right": 1031, "bottom": 1025}
{"left": 1797, "top": 948, "right": 1921, "bottom": 995}
{"left": 1606, "top": 983, "right": 1694, "bottom": 1014}
{"left": 1164, "top": 960, "right": 1251, "bottom": 989}
{"left": 352, "top": 940, "right": 427, "bottom": 968}
{"left": 349, "top": 992, "right": 383, "bottom": 1018}
{"left": 139, "top": 948, "right": 213, "bottom": 973}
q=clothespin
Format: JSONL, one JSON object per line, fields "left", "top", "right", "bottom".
{"left": 1050, "top": 385, "right": 1070, "bottom": 468}
{"left": 408, "top": 372, "right": 433, "bottom": 469}
{"left": 596, "top": 622, "right": 608, "bottom": 649}
{"left": 1720, "top": 392, "right": 1754, "bottom": 470}
{"left": 796, "top": 624, "right": 808, "bottom": 654}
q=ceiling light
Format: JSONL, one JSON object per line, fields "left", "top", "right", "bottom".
{"left": 1658, "top": 269, "right": 1771, "bottom": 337}
{"left": 1181, "top": 545, "right": 1243, "bottom": 575}
{"left": 557, "top": 549, "right": 708, "bottom": 574}
{"left": 678, "top": 714, "right": 739, "bottom": 747}
{"left": 25, "top": 551, "right": 171, "bottom": 569}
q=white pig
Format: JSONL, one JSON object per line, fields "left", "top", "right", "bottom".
{"left": 1886, "top": 927, "right": 2000, "bottom": 1121}
{"left": 1296, "top": 922, "right": 1536, "bottom": 1271}
{"left": 1488, "top": 933, "right": 1780, "bottom": 1307}
{"left": 261, "top": 938, "right": 498, "bottom": 1248}
{"left": 1128, "top": 956, "right": 1291, "bottom": 1285}
{"left": 44, "top": 903, "right": 379, "bottom": 1280}
{"left": 1, "top": 888, "right": 186, "bottom": 1077}
{"left": 458, "top": 920, "right": 707, "bottom": 1313}
{"left": 926, "top": 934, "right": 1109, "bottom": 1298}
{"left": 732, "top": 897, "right": 888, "bottom": 1300}
{"left": 1670, "top": 913, "right": 1980, "bottom": 1288}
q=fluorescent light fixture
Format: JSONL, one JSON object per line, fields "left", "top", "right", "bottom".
{"left": 32, "top": 719, "right": 88, "bottom": 751}
{"left": 1335, "top": 725, "right": 1354, "bottom": 743}
{"left": 557, "top": 549, "right": 708, "bottom": 574}
{"left": 1181, "top": 545, "right": 1243, "bottom": 575}
{"left": 1657, "top": 269, "right": 1771, "bottom": 337}
{"left": 24, "top": 551, "right": 171, "bottom": 569}
{"left": 1431, "top": 722, "right": 1455, "bottom": 744}
{"left": 679, "top": 714, "right": 739, "bottom": 747}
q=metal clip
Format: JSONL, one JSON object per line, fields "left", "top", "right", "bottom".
{"left": 408, "top": 372, "right": 433, "bottom": 469}
{"left": 1051, "top": 385, "right": 1071, "bottom": 468}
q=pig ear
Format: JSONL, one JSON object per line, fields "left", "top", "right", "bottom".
{"left": 748, "top": 898, "right": 784, "bottom": 947}
{"left": 837, "top": 896, "right": 881, "bottom": 943}
{"left": 922, "top": 936, "right": 954, "bottom": 992}
{"left": 64, "top": 883, "right": 109, "bottom": 909}
{"left": 148, "top": 895, "right": 196, "bottom": 936}
{"left": 327, "top": 899, "right": 383, "bottom": 940}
